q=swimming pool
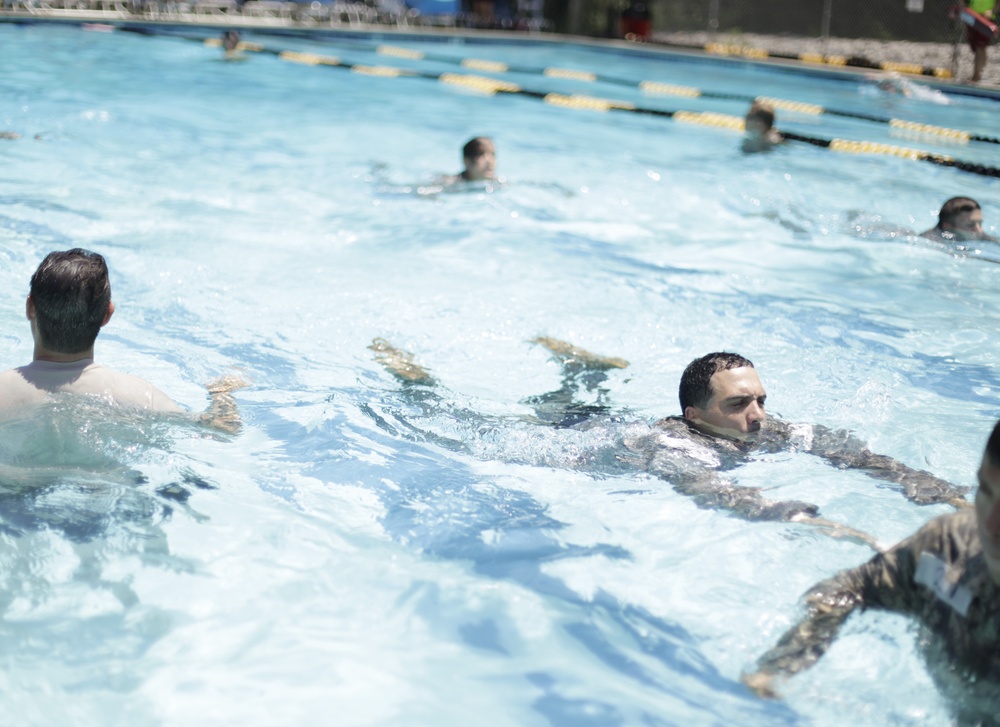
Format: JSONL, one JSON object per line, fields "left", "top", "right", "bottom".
{"left": 1, "top": 20, "right": 1000, "bottom": 726}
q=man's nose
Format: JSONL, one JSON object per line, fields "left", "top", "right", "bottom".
{"left": 747, "top": 400, "right": 765, "bottom": 422}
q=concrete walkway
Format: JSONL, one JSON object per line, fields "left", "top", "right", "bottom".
{"left": 654, "top": 30, "right": 1000, "bottom": 90}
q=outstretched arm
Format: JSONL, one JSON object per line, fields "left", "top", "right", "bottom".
{"left": 669, "top": 471, "right": 878, "bottom": 548}
{"left": 800, "top": 423, "right": 969, "bottom": 507}
{"left": 744, "top": 523, "right": 928, "bottom": 698}
{"left": 743, "top": 569, "right": 866, "bottom": 698}
{"left": 628, "top": 422, "right": 822, "bottom": 525}
{"left": 671, "top": 469, "right": 819, "bottom": 523}
{"left": 197, "top": 374, "right": 250, "bottom": 434}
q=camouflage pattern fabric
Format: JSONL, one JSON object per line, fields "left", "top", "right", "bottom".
{"left": 756, "top": 508, "right": 1000, "bottom": 680}
{"left": 621, "top": 416, "right": 969, "bottom": 522}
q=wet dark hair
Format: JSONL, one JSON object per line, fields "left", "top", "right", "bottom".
{"left": 746, "top": 101, "right": 775, "bottom": 130}
{"left": 29, "top": 248, "right": 111, "bottom": 354}
{"left": 679, "top": 352, "right": 755, "bottom": 412}
{"left": 462, "top": 136, "right": 494, "bottom": 160}
{"left": 987, "top": 420, "right": 1000, "bottom": 468}
{"left": 938, "top": 196, "right": 980, "bottom": 228}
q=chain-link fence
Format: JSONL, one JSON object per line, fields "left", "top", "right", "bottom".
{"left": 548, "top": 0, "right": 967, "bottom": 43}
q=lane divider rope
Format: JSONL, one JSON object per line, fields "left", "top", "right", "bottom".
{"left": 698, "top": 41, "right": 951, "bottom": 78}
{"left": 146, "top": 29, "right": 1000, "bottom": 178}
{"left": 368, "top": 42, "right": 999, "bottom": 146}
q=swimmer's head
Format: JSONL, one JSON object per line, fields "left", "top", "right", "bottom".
{"left": 938, "top": 196, "right": 985, "bottom": 241}
{"left": 871, "top": 71, "right": 910, "bottom": 95}
{"left": 680, "top": 352, "right": 766, "bottom": 441}
{"left": 28, "top": 248, "right": 113, "bottom": 355}
{"left": 977, "top": 420, "right": 1000, "bottom": 583}
{"left": 744, "top": 101, "right": 775, "bottom": 137}
{"left": 461, "top": 136, "right": 496, "bottom": 181}
{"left": 222, "top": 31, "right": 240, "bottom": 52}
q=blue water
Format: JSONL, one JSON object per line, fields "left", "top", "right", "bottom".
{"left": 1, "top": 21, "right": 999, "bottom": 726}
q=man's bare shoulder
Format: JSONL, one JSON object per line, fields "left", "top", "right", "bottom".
{"left": 79, "top": 364, "right": 184, "bottom": 414}
{"left": 0, "top": 366, "right": 45, "bottom": 412}
{"left": 0, "top": 364, "right": 36, "bottom": 381}
{"left": 0, "top": 360, "right": 182, "bottom": 414}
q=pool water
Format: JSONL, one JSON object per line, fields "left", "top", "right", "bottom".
{"left": 1, "top": 21, "right": 999, "bottom": 726}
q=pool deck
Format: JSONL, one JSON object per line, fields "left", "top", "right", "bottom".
{"left": 3, "top": 8, "right": 999, "bottom": 100}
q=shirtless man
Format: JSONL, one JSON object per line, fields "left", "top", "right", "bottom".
{"left": 744, "top": 420, "right": 1000, "bottom": 724}
{"left": 370, "top": 339, "right": 967, "bottom": 528}
{"left": 921, "top": 197, "right": 997, "bottom": 244}
{"left": 0, "top": 248, "right": 245, "bottom": 432}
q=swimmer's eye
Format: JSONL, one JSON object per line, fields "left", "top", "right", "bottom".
{"left": 726, "top": 396, "right": 766, "bottom": 410}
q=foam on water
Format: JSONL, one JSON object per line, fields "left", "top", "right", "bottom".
{"left": 1, "top": 21, "right": 999, "bottom": 726}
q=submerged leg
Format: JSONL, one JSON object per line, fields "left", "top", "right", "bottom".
{"left": 524, "top": 337, "right": 629, "bottom": 428}
{"left": 367, "top": 338, "right": 467, "bottom": 447}
{"left": 531, "top": 336, "right": 630, "bottom": 372}
{"left": 369, "top": 337, "right": 436, "bottom": 385}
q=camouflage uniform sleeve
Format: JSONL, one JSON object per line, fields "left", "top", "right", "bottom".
{"left": 751, "top": 519, "right": 941, "bottom": 680}
{"left": 802, "top": 423, "right": 969, "bottom": 506}
{"left": 671, "top": 470, "right": 819, "bottom": 522}
{"left": 638, "top": 420, "right": 820, "bottom": 522}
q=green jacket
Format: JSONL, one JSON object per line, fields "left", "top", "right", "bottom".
{"left": 968, "top": 0, "right": 997, "bottom": 17}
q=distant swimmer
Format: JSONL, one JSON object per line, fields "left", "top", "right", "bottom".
{"left": 744, "top": 419, "right": 1000, "bottom": 725}
{"left": 221, "top": 30, "right": 242, "bottom": 60}
{"left": 0, "top": 249, "right": 247, "bottom": 432}
{"left": 921, "top": 197, "right": 998, "bottom": 243}
{"left": 439, "top": 136, "right": 499, "bottom": 185}
{"left": 742, "top": 101, "right": 783, "bottom": 154}
{"left": 0, "top": 131, "right": 50, "bottom": 141}
{"left": 871, "top": 70, "right": 914, "bottom": 96}
{"left": 863, "top": 71, "right": 950, "bottom": 104}
{"left": 370, "top": 339, "right": 968, "bottom": 533}
{"left": 415, "top": 136, "right": 505, "bottom": 195}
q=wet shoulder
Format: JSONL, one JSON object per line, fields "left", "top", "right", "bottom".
{"left": 638, "top": 416, "right": 728, "bottom": 468}
{"left": 907, "top": 508, "right": 978, "bottom": 559}
{"left": 76, "top": 364, "right": 183, "bottom": 413}
{"left": 0, "top": 365, "right": 53, "bottom": 413}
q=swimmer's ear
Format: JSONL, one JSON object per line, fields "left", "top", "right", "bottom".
{"left": 102, "top": 301, "right": 115, "bottom": 327}
{"left": 684, "top": 405, "right": 699, "bottom": 422}
{"left": 25, "top": 295, "right": 34, "bottom": 321}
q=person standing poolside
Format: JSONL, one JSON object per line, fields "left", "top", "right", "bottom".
{"left": 921, "top": 197, "right": 998, "bottom": 243}
{"left": 962, "top": 0, "right": 998, "bottom": 83}
{"left": 742, "top": 101, "right": 783, "bottom": 154}
{"left": 370, "top": 340, "right": 967, "bottom": 530}
{"left": 0, "top": 248, "right": 245, "bottom": 432}
{"left": 744, "top": 419, "right": 1000, "bottom": 724}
